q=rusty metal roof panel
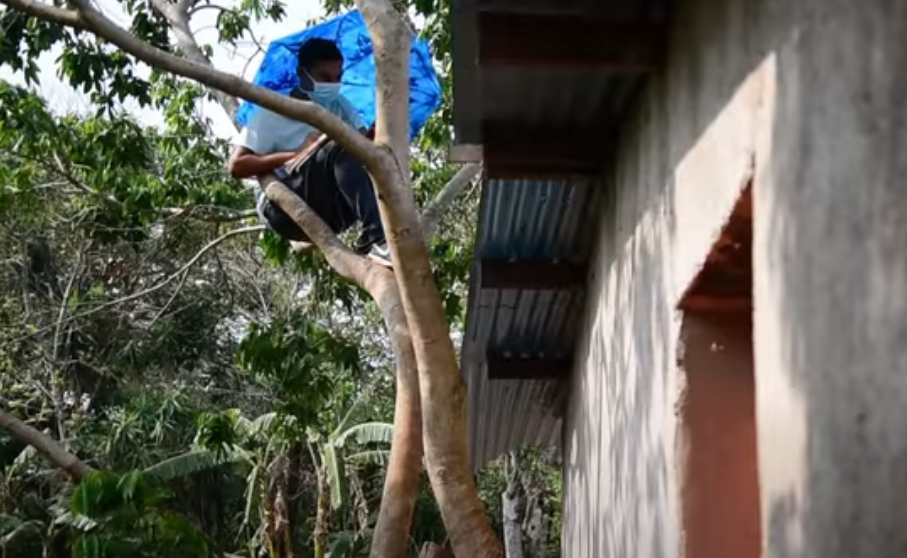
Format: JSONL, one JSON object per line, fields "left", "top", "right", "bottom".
{"left": 481, "top": 68, "right": 644, "bottom": 132}
{"left": 476, "top": 0, "right": 662, "bottom": 14}
{"left": 462, "top": 176, "right": 601, "bottom": 469}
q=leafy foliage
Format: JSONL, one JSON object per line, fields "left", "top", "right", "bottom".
{"left": 238, "top": 310, "right": 361, "bottom": 426}
{"left": 71, "top": 471, "right": 208, "bottom": 558}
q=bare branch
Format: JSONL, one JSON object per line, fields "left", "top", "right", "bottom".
{"left": 0, "top": 408, "right": 94, "bottom": 481}
{"left": 240, "top": 33, "right": 266, "bottom": 80}
{"left": 17, "top": 225, "right": 264, "bottom": 341}
{"left": 420, "top": 163, "right": 481, "bottom": 241}
{"left": 147, "top": 266, "right": 190, "bottom": 328}
{"left": 186, "top": 2, "right": 225, "bottom": 18}
{"left": 162, "top": 205, "right": 257, "bottom": 222}
{"left": 49, "top": 248, "right": 83, "bottom": 445}
{"left": 358, "top": 0, "right": 411, "bottom": 174}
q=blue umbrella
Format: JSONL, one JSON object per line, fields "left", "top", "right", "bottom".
{"left": 235, "top": 11, "right": 442, "bottom": 140}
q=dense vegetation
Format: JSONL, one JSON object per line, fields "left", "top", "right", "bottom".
{"left": 0, "top": 0, "right": 562, "bottom": 556}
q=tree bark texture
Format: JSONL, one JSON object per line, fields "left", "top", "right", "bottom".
{"left": 355, "top": 2, "right": 502, "bottom": 555}
{"left": 502, "top": 453, "right": 524, "bottom": 558}
{"left": 314, "top": 465, "right": 331, "bottom": 558}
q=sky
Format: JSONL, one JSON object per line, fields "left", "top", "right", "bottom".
{"left": 0, "top": 0, "right": 327, "bottom": 139}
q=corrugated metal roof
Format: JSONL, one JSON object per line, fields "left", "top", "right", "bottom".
{"left": 462, "top": 177, "right": 602, "bottom": 469}
{"left": 455, "top": 0, "right": 669, "bottom": 469}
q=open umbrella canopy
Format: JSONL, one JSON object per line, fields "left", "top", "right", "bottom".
{"left": 235, "top": 11, "right": 442, "bottom": 140}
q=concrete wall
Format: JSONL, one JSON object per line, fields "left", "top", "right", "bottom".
{"left": 562, "top": 0, "right": 907, "bottom": 556}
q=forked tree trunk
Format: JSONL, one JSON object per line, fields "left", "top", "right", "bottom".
{"left": 0, "top": 0, "right": 502, "bottom": 555}
{"left": 355, "top": 3, "right": 501, "bottom": 555}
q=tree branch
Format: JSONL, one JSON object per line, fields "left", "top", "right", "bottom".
{"left": 4, "top": 0, "right": 388, "bottom": 175}
{"left": 161, "top": 205, "right": 257, "bottom": 222}
{"left": 0, "top": 408, "right": 94, "bottom": 481}
{"left": 356, "top": 1, "right": 503, "bottom": 555}
{"left": 260, "top": 176, "right": 380, "bottom": 286}
{"left": 49, "top": 247, "right": 83, "bottom": 445}
{"left": 420, "top": 163, "right": 481, "bottom": 241}
{"left": 0, "top": 0, "right": 87, "bottom": 29}
{"left": 148, "top": 0, "right": 240, "bottom": 117}
{"left": 176, "top": 0, "right": 196, "bottom": 16}
{"left": 186, "top": 2, "right": 225, "bottom": 18}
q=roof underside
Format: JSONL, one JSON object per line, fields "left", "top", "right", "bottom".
{"left": 453, "top": 0, "right": 671, "bottom": 469}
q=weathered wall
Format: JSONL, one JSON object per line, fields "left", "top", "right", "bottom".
{"left": 561, "top": 0, "right": 771, "bottom": 554}
{"left": 563, "top": 0, "right": 907, "bottom": 556}
{"left": 753, "top": 1, "right": 907, "bottom": 557}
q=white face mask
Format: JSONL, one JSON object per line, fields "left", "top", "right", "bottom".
{"left": 303, "top": 69, "right": 341, "bottom": 104}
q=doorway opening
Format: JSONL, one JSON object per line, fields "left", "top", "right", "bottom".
{"left": 678, "top": 185, "right": 760, "bottom": 558}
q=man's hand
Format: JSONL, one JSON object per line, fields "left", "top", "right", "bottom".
{"left": 286, "top": 133, "right": 327, "bottom": 173}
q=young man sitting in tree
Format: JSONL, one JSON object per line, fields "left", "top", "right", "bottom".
{"left": 228, "top": 37, "right": 391, "bottom": 267}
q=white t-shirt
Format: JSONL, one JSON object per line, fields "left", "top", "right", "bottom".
{"left": 235, "top": 94, "right": 366, "bottom": 154}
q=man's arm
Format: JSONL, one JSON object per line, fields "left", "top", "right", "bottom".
{"left": 227, "top": 146, "right": 297, "bottom": 179}
{"left": 228, "top": 119, "right": 372, "bottom": 179}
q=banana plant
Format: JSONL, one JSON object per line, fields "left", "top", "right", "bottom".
{"left": 309, "top": 398, "right": 393, "bottom": 558}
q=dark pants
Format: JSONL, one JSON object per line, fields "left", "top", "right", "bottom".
{"left": 256, "top": 140, "right": 385, "bottom": 253}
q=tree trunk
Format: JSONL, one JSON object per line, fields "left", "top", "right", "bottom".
{"left": 286, "top": 443, "right": 304, "bottom": 558}
{"left": 314, "top": 466, "right": 331, "bottom": 558}
{"left": 349, "top": 466, "right": 370, "bottom": 535}
{"left": 523, "top": 503, "right": 548, "bottom": 558}
{"left": 355, "top": 3, "right": 502, "bottom": 555}
{"left": 276, "top": 452, "right": 296, "bottom": 558}
{"left": 502, "top": 453, "right": 524, "bottom": 558}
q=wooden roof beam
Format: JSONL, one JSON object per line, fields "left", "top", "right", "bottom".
{"left": 487, "top": 352, "right": 573, "bottom": 380}
{"left": 478, "top": 11, "right": 666, "bottom": 68}
{"left": 481, "top": 122, "right": 607, "bottom": 178}
{"left": 480, "top": 259, "right": 587, "bottom": 290}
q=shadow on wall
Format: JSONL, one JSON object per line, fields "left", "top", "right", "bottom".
{"left": 562, "top": 0, "right": 907, "bottom": 556}
{"left": 759, "top": 1, "right": 907, "bottom": 557}
{"left": 556, "top": 0, "right": 907, "bottom": 557}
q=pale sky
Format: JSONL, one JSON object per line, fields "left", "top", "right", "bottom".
{"left": 0, "top": 0, "right": 327, "bottom": 139}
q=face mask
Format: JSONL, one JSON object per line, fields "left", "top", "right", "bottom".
{"left": 303, "top": 69, "right": 341, "bottom": 104}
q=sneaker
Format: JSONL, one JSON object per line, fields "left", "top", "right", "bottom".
{"left": 367, "top": 242, "right": 393, "bottom": 268}
{"left": 289, "top": 240, "right": 315, "bottom": 253}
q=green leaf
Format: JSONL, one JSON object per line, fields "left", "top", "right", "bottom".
{"left": 74, "top": 533, "right": 103, "bottom": 558}
{"left": 321, "top": 444, "right": 347, "bottom": 511}
{"left": 346, "top": 449, "right": 391, "bottom": 467}
{"left": 54, "top": 511, "right": 98, "bottom": 532}
{"left": 334, "top": 422, "right": 393, "bottom": 448}
{"left": 329, "top": 531, "right": 353, "bottom": 558}
{"left": 143, "top": 448, "right": 245, "bottom": 481}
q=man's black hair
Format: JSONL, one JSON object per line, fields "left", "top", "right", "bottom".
{"left": 297, "top": 38, "right": 343, "bottom": 72}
